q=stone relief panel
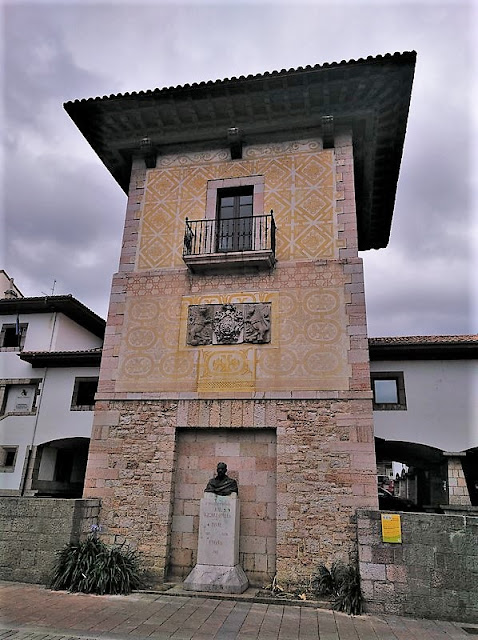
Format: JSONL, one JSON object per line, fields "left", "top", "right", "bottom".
{"left": 186, "top": 303, "right": 271, "bottom": 346}
{"left": 243, "top": 303, "right": 271, "bottom": 344}
{"left": 116, "top": 278, "right": 350, "bottom": 394}
{"left": 186, "top": 306, "right": 213, "bottom": 346}
{"left": 138, "top": 140, "right": 335, "bottom": 269}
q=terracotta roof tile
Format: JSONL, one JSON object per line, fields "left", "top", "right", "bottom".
{"left": 369, "top": 335, "right": 478, "bottom": 346}
{"left": 64, "top": 51, "right": 415, "bottom": 106}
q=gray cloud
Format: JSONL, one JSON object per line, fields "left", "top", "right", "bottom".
{"left": 2, "top": 1, "right": 476, "bottom": 337}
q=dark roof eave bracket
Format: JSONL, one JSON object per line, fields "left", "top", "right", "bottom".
{"left": 321, "top": 115, "right": 335, "bottom": 149}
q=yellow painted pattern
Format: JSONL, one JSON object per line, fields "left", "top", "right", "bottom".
{"left": 117, "top": 286, "right": 350, "bottom": 393}
{"left": 116, "top": 140, "right": 349, "bottom": 394}
{"left": 138, "top": 141, "right": 335, "bottom": 269}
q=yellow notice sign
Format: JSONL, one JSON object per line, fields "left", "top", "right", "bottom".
{"left": 381, "top": 513, "right": 402, "bottom": 543}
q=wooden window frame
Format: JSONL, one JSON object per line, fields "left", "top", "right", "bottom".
{"left": 216, "top": 186, "right": 254, "bottom": 252}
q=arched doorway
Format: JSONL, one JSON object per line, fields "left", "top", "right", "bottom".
{"left": 375, "top": 438, "right": 448, "bottom": 509}
{"left": 31, "top": 437, "right": 90, "bottom": 498}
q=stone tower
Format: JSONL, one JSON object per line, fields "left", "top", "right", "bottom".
{"left": 65, "top": 51, "right": 415, "bottom": 587}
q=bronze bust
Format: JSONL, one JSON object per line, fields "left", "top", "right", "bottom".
{"left": 204, "top": 462, "right": 238, "bottom": 496}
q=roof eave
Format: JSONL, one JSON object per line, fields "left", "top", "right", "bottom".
{"left": 369, "top": 342, "right": 478, "bottom": 361}
{"left": 64, "top": 51, "right": 416, "bottom": 251}
{"left": 19, "top": 350, "right": 102, "bottom": 367}
{"left": 0, "top": 296, "right": 105, "bottom": 338}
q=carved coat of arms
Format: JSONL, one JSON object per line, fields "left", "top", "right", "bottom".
{"left": 213, "top": 304, "right": 244, "bottom": 344}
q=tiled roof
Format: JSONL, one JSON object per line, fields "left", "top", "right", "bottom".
{"left": 0, "top": 295, "right": 105, "bottom": 338}
{"left": 64, "top": 51, "right": 416, "bottom": 251}
{"left": 21, "top": 348, "right": 102, "bottom": 357}
{"left": 369, "top": 335, "right": 478, "bottom": 346}
{"left": 369, "top": 335, "right": 478, "bottom": 360}
{"left": 19, "top": 347, "right": 102, "bottom": 368}
{"left": 65, "top": 51, "right": 415, "bottom": 105}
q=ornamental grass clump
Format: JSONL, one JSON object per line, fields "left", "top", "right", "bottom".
{"left": 311, "top": 560, "right": 364, "bottom": 615}
{"left": 49, "top": 534, "right": 143, "bottom": 595}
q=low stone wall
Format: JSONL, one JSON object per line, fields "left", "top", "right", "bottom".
{"left": 357, "top": 509, "right": 478, "bottom": 623}
{"left": 0, "top": 497, "right": 100, "bottom": 584}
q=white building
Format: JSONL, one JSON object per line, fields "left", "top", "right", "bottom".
{"left": 2, "top": 268, "right": 475, "bottom": 509}
{"left": 0, "top": 279, "right": 104, "bottom": 497}
{"left": 370, "top": 336, "right": 478, "bottom": 508}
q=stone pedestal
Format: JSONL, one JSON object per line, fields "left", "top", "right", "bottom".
{"left": 183, "top": 493, "right": 248, "bottom": 593}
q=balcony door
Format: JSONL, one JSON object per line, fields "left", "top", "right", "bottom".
{"left": 216, "top": 187, "right": 253, "bottom": 252}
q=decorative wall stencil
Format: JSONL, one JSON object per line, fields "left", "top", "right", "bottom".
{"left": 116, "top": 274, "right": 350, "bottom": 394}
{"left": 197, "top": 347, "right": 255, "bottom": 393}
{"left": 127, "top": 328, "right": 156, "bottom": 348}
{"left": 138, "top": 141, "right": 335, "bottom": 269}
{"left": 186, "top": 303, "right": 271, "bottom": 346}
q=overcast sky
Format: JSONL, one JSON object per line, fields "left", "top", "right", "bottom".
{"left": 1, "top": 0, "right": 477, "bottom": 337}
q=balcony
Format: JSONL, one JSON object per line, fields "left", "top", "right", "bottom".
{"left": 182, "top": 213, "right": 276, "bottom": 273}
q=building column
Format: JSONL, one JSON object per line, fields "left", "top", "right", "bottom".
{"left": 443, "top": 452, "right": 471, "bottom": 506}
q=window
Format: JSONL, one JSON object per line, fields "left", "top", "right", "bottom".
{"left": 216, "top": 187, "right": 254, "bottom": 252}
{"left": 0, "top": 446, "right": 18, "bottom": 472}
{"left": 70, "top": 377, "right": 98, "bottom": 411}
{"left": 183, "top": 174, "right": 275, "bottom": 271}
{"left": 0, "top": 323, "right": 27, "bottom": 351}
{"left": 371, "top": 372, "right": 406, "bottom": 410}
{"left": 0, "top": 380, "right": 40, "bottom": 416}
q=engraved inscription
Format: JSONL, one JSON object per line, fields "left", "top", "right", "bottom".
{"left": 197, "top": 497, "right": 236, "bottom": 565}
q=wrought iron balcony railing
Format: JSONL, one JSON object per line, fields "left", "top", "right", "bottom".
{"left": 182, "top": 213, "right": 276, "bottom": 272}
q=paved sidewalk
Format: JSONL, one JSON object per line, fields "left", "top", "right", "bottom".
{"left": 0, "top": 581, "right": 475, "bottom": 640}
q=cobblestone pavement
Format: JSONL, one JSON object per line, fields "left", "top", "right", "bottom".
{"left": 1, "top": 581, "right": 475, "bottom": 640}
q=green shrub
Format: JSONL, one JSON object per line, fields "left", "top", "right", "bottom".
{"left": 311, "top": 563, "right": 334, "bottom": 596}
{"left": 311, "top": 560, "right": 364, "bottom": 615}
{"left": 50, "top": 535, "right": 143, "bottom": 595}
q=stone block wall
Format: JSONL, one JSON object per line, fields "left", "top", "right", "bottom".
{"left": 357, "top": 509, "right": 478, "bottom": 623}
{"left": 83, "top": 132, "right": 377, "bottom": 589}
{"left": 447, "top": 456, "right": 471, "bottom": 506}
{"left": 0, "top": 497, "right": 100, "bottom": 584}
{"left": 171, "top": 428, "right": 276, "bottom": 585}
{"left": 84, "top": 398, "right": 377, "bottom": 588}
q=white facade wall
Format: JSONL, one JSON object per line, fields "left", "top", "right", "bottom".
{"left": 53, "top": 314, "right": 103, "bottom": 351}
{"left": 0, "top": 351, "right": 42, "bottom": 380}
{"left": 0, "top": 310, "right": 101, "bottom": 494}
{"left": 35, "top": 366, "right": 98, "bottom": 444}
{"left": 371, "top": 359, "right": 478, "bottom": 453}
{"left": 1, "top": 312, "right": 102, "bottom": 355}
{"left": 0, "top": 415, "right": 36, "bottom": 491}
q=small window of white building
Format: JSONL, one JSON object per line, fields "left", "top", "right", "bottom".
{"left": 0, "top": 446, "right": 18, "bottom": 472}
{"left": 0, "top": 323, "right": 28, "bottom": 351}
{"left": 70, "top": 377, "right": 98, "bottom": 411}
{"left": 371, "top": 372, "right": 406, "bottom": 410}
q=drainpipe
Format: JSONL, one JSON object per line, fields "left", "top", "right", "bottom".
{"left": 20, "top": 310, "right": 58, "bottom": 495}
